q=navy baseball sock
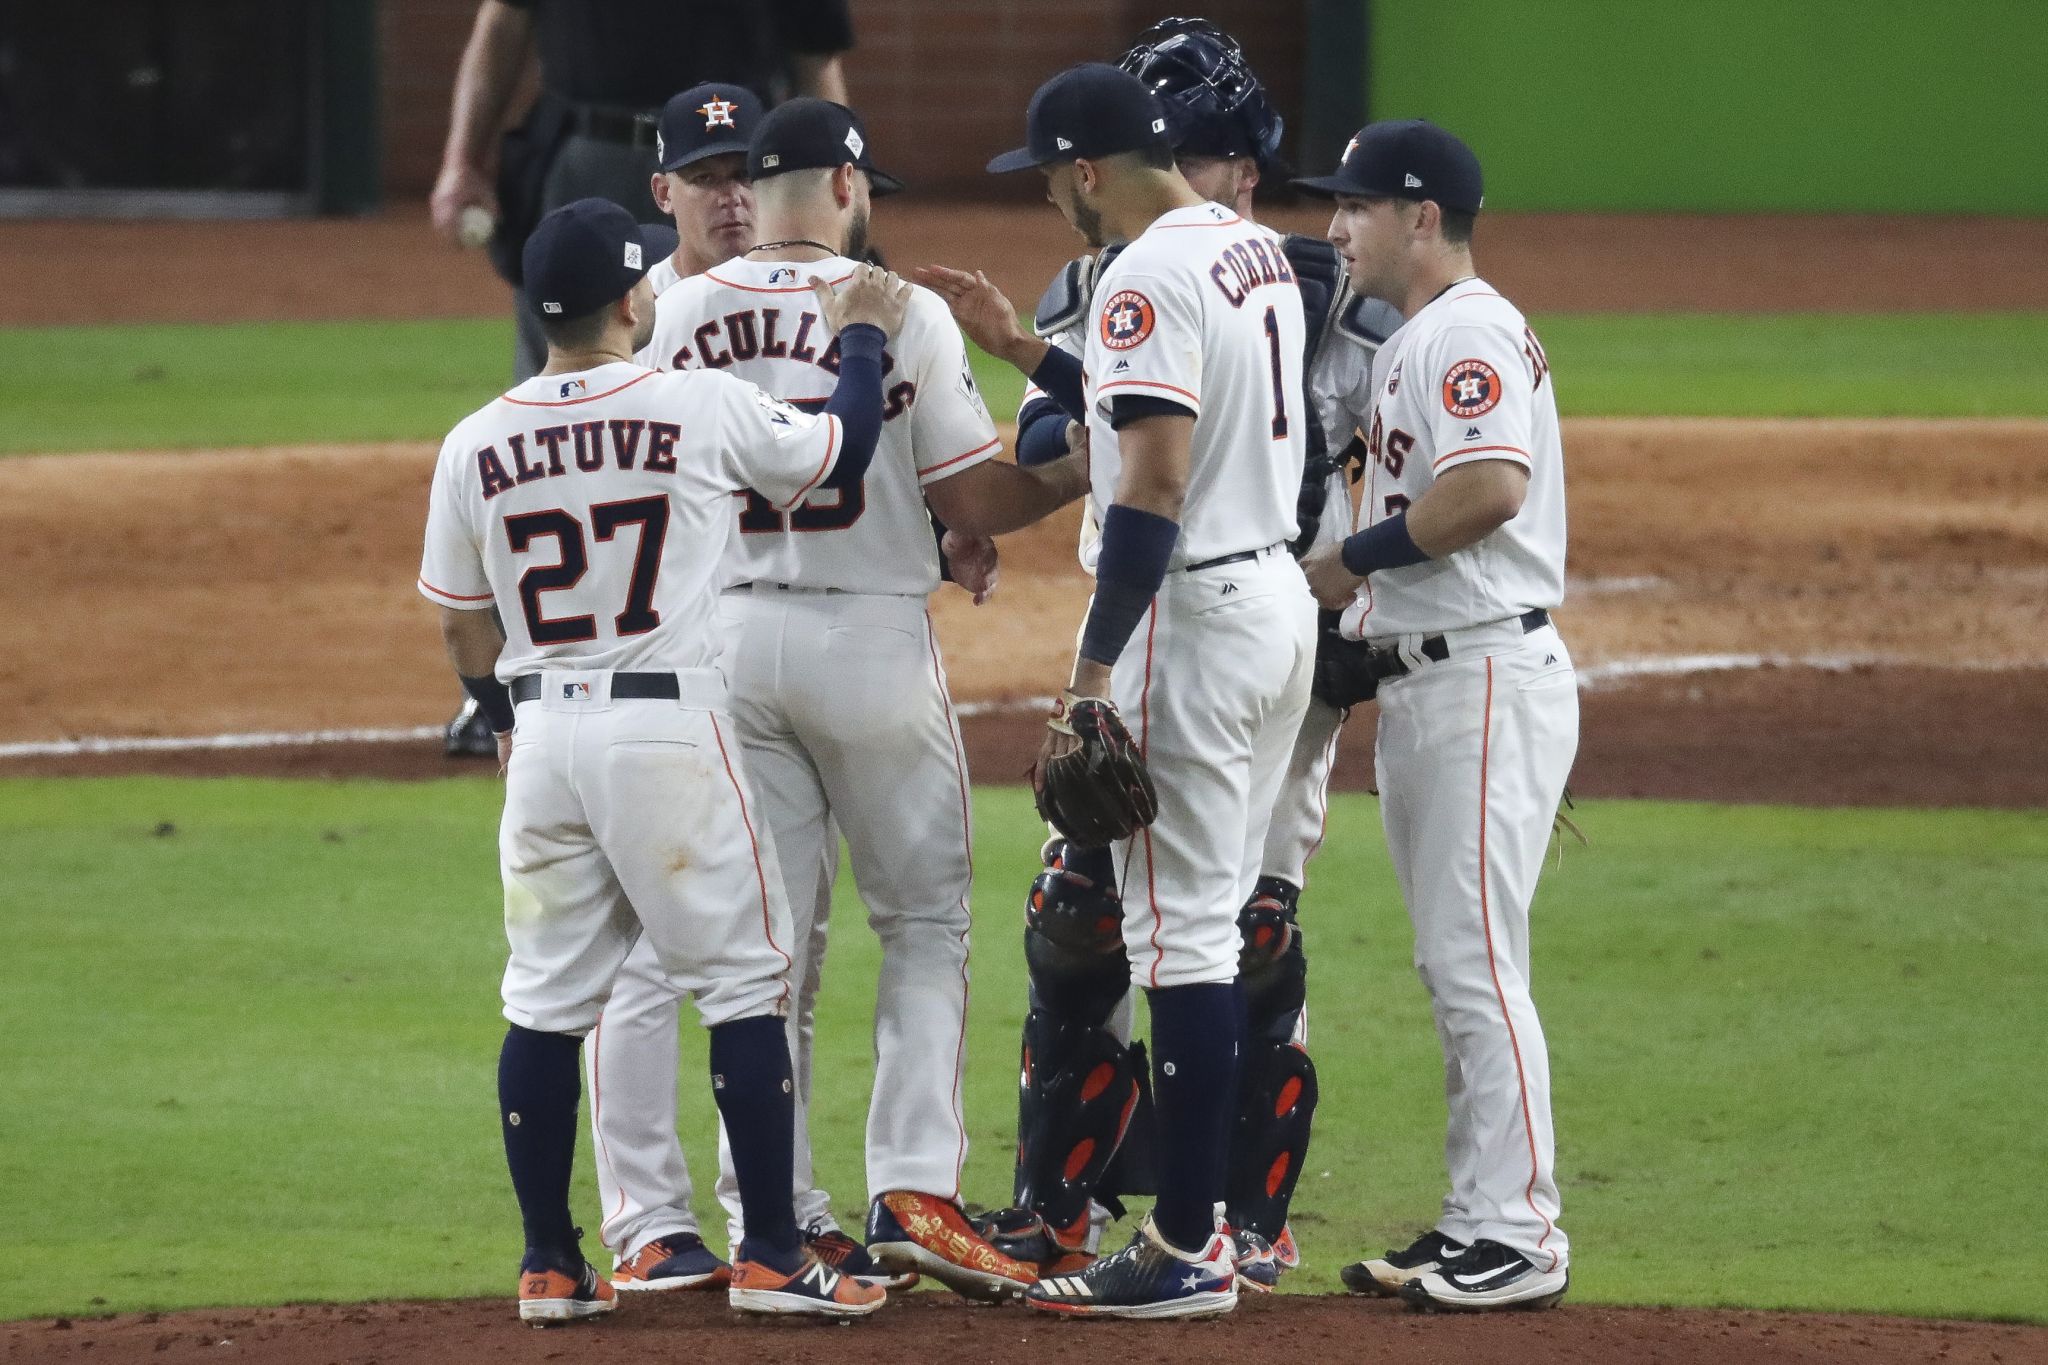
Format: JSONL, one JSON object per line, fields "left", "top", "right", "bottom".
{"left": 1145, "top": 981, "right": 1242, "bottom": 1254}
{"left": 709, "top": 1014, "right": 804, "bottom": 1271}
{"left": 497, "top": 1024, "right": 584, "bottom": 1264}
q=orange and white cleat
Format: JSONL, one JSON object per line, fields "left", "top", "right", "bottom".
{"left": 866, "top": 1191, "right": 1039, "bottom": 1302}
{"left": 518, "top": 1256, "right": 618, "bottom": 1325}
{"left": 610, "top": 1231, "right": 731, "bottom": 1292}
{"left": 728, "top": 1248, "right": 888, "bottom": 1317}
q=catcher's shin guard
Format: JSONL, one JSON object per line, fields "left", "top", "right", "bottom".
{"left": 1010, "top": 841, "right": 1148, "bottom": 1245}
{"left": 1226, "top": 878, "right": 1319, "bottom": 1241}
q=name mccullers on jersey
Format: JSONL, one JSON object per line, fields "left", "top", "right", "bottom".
{"left": 663, "top": 305, "right": 918, "bottom": 421}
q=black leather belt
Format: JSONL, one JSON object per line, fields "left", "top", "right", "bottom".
{"left": 1372, "top": 608, "right": 1550, "bottom": 680}
{"left": 510, "top": 671, "right": 680, "bottom": 703}
{"left": 1184, "top": 541, "right": 1283, "bottom": 574}
{"left": 567, "top": 103, "right": 661, "bottom": 148}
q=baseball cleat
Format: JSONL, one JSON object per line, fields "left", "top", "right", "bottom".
{"left": 865, "top": 1191, "right": 1038, "bottom": 1302}
{"left": 1397, "top": 1239, "right": 1568, "bottom": 1312}
{"left": 1026, "top": 1214, "right": 1237, "bottom": 1320}
{"left": 728, "top": 1247, "right": 887, "bottom": 1317}
{"left": 518, "top": 1255, "right": 618, "bottom": 1325}
{"left": 973, "top": 1207, "right": 1098, "bottom": 1277}
{"left": 1272, "top": 1224, "right": 1302, "bottom": 1273}
{"left": 1226, "top": 1224, "right": 1279, "bottom": 1293}
{"left": 806, "top": 1220, "right": 919, "bottom": 1291}
{"left": 610, "top": 1231, "right": 730, "bottom": 1292}
{"left": 1341, "top": 1228, "right": 1466, "bottom": 1297}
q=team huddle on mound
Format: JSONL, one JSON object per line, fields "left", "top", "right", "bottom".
{"left": 418, "top": 19, "right": 1578, "bottom": 1327}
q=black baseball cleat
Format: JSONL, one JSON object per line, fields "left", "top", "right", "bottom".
{"left": 1397, "top": 1238, "right": 1568, "bottom": 1311}
{"left": 1341, "top": 1228, "right": 1467, "bottom": 1297}
{"left": 444, "top": 696, "right": 498, "bottom": 758}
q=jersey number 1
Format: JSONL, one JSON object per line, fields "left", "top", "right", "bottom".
{"left": 1263, "top": 305, "right": 1290, "bottom": 441}
{"left": 503, "top": 495, "right": 669, "bottom": 644}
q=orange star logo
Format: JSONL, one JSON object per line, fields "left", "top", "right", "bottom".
{"left": 698, "top": 98, "right": 738, "bottom": 130}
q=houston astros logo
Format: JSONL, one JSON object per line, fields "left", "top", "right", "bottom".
{"left": 1100, "top": 289, "right": 1155, "bottom": 350}
{"left": 698, "top": 97, "right": 738, "bottom": 129}
{"left": 1442, "top": 358, "right": 1501, "bottom": 418}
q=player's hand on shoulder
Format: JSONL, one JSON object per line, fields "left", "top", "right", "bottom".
{"left": 912, "top": 265, "right": 1032, "bottom": 361}
{"left": 941, "top": 529, "right": 1000, "bottom": 606}
{"left": 812, "top": 262, "right": 914, "bottom": 337}
{"left": 1302, "top": 540, "right": 1364, "bottom": 610}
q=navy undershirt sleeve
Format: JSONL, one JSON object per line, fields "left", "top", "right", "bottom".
{"left": 819, "top": 322, "right": 887, "bottom": 490}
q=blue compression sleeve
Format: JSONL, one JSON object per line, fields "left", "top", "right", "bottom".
{"left": 1340, "top": 511, "right": 1430, "bottom": 576}
{"left": 1079, "top": 504, "right": 1179, "bottom": 667}
{"left": 1029, "top": 345, "right": 1087, "bottom": 421}
{"left": 1016, "top": 396, "right": 1071, "bottom": 466}
{"left": 820, "top": 322, "right": 887, "bottom": 490}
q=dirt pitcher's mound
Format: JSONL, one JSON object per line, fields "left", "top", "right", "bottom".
{"left": 10, "top": 1293, "right": 2044, "bottom": 1365}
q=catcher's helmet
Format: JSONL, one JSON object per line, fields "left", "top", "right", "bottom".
{"left": 1118, "top": 17, "right": 1284, "bottom": 170}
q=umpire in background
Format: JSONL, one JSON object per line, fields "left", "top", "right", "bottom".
{"left": 430, "top": 0, "right": 855, "bottom": 381}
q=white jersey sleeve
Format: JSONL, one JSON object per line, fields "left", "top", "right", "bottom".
{"left": 417, "top": 427, "right": 494, "bottom": 611}
{"left": 1421, "top": 322, "right": 1537, "bottom": 478}
{"left": 1091, "top": 269, "right": 1205, "bottom": 419}
{"left": 711, "top": 371, "right": 844, "bottom": 509}
{"left": 904, "top": 292, "right": 1001, "bottom": 484}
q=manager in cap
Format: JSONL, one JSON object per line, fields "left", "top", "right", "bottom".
{"left": 1295, "top": 120, "right": 1581, "bottom": 1314}
{"left": 645, "top": 82, "right": 765, "bottom": 290}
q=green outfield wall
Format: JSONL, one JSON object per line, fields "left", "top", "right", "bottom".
{"left": 1362, "top": 1, "right": 2044, "bottom": 214}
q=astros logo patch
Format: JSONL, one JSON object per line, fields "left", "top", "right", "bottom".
{"left": 1441, "top": 358, "right": 1501, "bottom": 418}
{"left": 698, "top": 97, "right": 738, "bottom": 129}
{"left": 1100, "top": 290, "right": 1155, "bottom": 350}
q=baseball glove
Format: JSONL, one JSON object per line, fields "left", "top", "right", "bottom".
{"left": 1033, "top": 692, "right": 1158, "bottom": 846}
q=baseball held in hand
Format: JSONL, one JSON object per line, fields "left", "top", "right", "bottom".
{"left": 457, "top": 205, "right": 496, "bottom": 250}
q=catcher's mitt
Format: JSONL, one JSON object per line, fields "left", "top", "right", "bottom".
{"left": 1033, "top": 692, "right": 1158, "bottom": 846}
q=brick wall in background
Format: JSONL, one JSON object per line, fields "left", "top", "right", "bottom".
{"left": 378, "top": 1, "right": 1306, "bottom": 200}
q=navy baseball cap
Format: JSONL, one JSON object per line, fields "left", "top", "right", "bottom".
{"left": 748, "top": 98, "right": 904, "bottom": 196}
{"left": 1291, "top": 119, "right": 1484, "bottom": 212}
{"left": 657, "top": 82, "right": 763, "bottom": 172}
{"left": 987, "top": 63, "right": 1175, "bottom": 173}
{"left": 521, "top": 198, "right": 679, "bottom": 319}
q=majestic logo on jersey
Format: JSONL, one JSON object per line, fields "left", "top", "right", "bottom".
{"left": 698, "top": 97, "right": 738, "bottom": 129}
{"left": 1100, "top": 290, "right": 1156, "bottom": 350}
{"left": 1386, "top": 361, "right": 1402, "bottom": 396}
{"left": 1442, "top": 358, "right": 1501, "bottom": 418}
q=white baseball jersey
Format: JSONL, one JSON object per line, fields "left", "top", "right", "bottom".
{"left": 646, "top": 254, "right": 684, "bottom": 297}
{"left": 1082, "top": 203, "right": 1305, "bottom": 567}
{"left": 1340, "top": 278, "right": 1566, "bottom": 640}
{"left": 647, "top": 256, "right": 1000, "bottom": 594}
{"left": 417, "top": 360, "right": 842, "bottom": 671}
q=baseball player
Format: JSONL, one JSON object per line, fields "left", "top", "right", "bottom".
{"left": 921, "top": 20, "right": 1398, "bottom": 1291}
{"left": 418, "top": 195, "right": 911, "bottom": 1322}
{"left": 1295, "top": 122, "right": 1576, "bottom": 1311}
{"left": 644, "top": 97, "right": 1090, "bottom": 1303}
{"left": 568, "top": 81, "right": 768, "bottom": 1296}
{"left": 964, "top": 63, "right": 1317, "bottom": 1319}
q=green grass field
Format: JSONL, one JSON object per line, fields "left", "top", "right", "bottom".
{"left": 2, "top": 778, "right": 2042, "bottom": 1323}
{"left": 5, "top": 312, "right": 2046, "bottom": 454}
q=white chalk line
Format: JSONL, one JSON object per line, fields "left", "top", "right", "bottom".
{"left": 4, "top": 654, "right": 2044, "bottom": 760}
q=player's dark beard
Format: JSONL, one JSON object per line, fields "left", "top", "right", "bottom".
{"left": 1066, "top": 192, "right": 1105, "bottom": 249}
{"left": 844, "top": 204, "right": 870, "bottom": 262}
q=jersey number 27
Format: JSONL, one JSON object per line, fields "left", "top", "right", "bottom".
{"left": 503, "top": 496, "right": 668, "bottom": 644}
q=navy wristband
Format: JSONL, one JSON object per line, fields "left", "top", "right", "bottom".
{"left": 1079, "top": 504, "right": 1179, "bottom": 667}
{"left": 1029, "top": 345, "right": 1087, "bottom": 422}
{"left": 1340, "top": 511, "right": 1430, "bottom": 577}
{"left": 1015, "top": 397, "right": 1071, "bottom": 467}
{"left": 459, "top": 673, "right": 515, "bottom": 733}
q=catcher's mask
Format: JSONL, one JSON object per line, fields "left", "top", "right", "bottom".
{"left": 1118, "top": 17, "right": 1285, "bottom": 172}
